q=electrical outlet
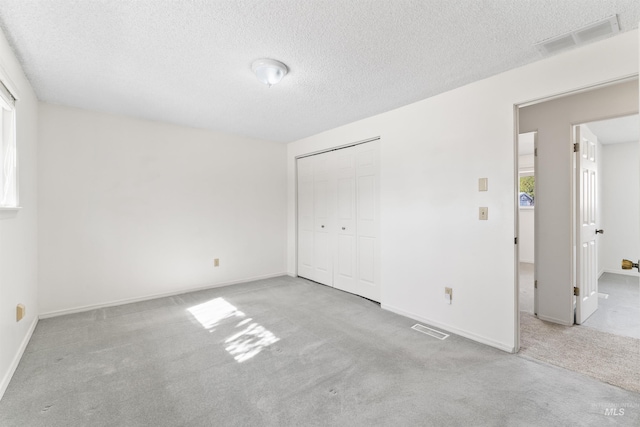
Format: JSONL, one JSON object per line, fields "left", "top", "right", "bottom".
{"left": 16, "top": 304, "right": 25, "bottom": 322}
{"left": 444, "top": 287, "right": 452, "bottom": 304}
{"left": 214, "top": 258, "right": 220, "bottom": 267}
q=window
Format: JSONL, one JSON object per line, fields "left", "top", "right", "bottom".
{"left": 0, "top": 80, "right": 17, "bottom": 208}
{"left": 519, "top": 171, "right": 534, "bottom": 207}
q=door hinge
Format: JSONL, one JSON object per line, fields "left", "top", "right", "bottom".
{"left": 573, "top": 142, "right": 579, "bottom": 152}
{"left": 534, "top": 148, "right": 537, "bottom": 157}
{"left": 514, "top": 237, "right": 518, "bottom": 244}
{"left": 534, "top": 280, "right": 537, "bottom": 289}
{"left": 573, "top": 286, "right": 580, "bottom": 296}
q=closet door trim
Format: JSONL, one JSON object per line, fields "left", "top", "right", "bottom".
{"left": 296, "top": 136, "right": 380, "bottom": 160}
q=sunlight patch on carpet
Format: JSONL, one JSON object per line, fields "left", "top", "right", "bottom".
{"left": 225, "top": 320, "right": 280, "bottom": 363}
{"left": 188, "top": 298, "right": 245, "bottom": 330}
{"left": 188, "top": 298, "right": 279, "bottom": 363}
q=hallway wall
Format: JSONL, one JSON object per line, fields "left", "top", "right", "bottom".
{"left": 600, "top": 141, "right": 640, "bottom": 275}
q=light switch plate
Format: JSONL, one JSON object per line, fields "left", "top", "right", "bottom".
{"left": 478, "top": 178, "right": 488, "bottom": 191}
{"left": 479, "top": 207, "right": 488, "bottom": 220}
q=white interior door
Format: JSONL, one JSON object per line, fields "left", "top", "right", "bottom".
{"left": 354, "top": 141, "right": 380, "bottom": 301}
{"left": 296, "top": 156, "right": 314, "bottom": 280}
{"left": 296, "top": 140, "right": 380, "bottom": 302}
{"left": 312, "top": 153, "right": 334, "bottom": 286}
{"left": 575, "top": 125, "right": 598, "bottom": 324}
{"left": 333, "top": 146, "right": 357, "bottom": 292}
{"left": 296, "top": 153, "right": 334, "bottom": 286}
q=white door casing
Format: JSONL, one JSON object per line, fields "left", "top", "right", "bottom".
{"left": 532, "top": 132, "right": 538, "bottom": 318}
{"left": 575, "top": 125, "right": 598, "bottom": 324}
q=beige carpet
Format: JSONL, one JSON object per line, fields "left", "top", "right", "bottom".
{"left": 519, "top": 312, "right": 640, "bottom": 393}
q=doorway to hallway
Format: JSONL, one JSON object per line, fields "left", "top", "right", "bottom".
{"left": 517, "top": 78, "right": 638, "bottom": 327}
{"left": 515, "top": 79, "right": 639, "bottom": 392}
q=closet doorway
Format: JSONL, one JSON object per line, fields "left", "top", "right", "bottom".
{"left": 297, "top": 139, "right": 380, "bottom": 302}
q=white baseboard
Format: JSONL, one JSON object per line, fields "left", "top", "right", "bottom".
{"left": 39, "top": 272, "right": 287, "bottom": 319}
{"left": 536, "top": 313, "right": 572, "bottom": 326}
{"left": 381, "top": 304, "right": 515, "bottom": 353}
{"left": 0, "top": 316, "right": 38, "bottom": 401}
{"left": 602, "top": 268, "right": 639, "bottom": 278}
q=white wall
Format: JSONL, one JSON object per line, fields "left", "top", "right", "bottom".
{"left": 600, "top": 141, "right": 640, "bottom": 275}
{"left": 0, "top": 31, "right": 39, "bottom": 398}
{"left": 287, "top": 30, "right": 639, "bottom": 352}
{"left": 38, "top": 104, "right": 287, "bottom": 316}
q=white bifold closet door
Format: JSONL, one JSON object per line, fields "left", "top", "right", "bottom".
{"left": 297, "top": 140, "right": 379, "bottom": 302}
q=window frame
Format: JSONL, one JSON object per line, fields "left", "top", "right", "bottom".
{"left": 0, "top": 76, "right": 18, "bottom": 210}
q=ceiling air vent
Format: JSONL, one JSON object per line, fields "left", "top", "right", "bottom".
{"left": 535, "top": 15, "right": 620, "bottom": 55}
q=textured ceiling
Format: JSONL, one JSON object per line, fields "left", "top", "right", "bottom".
{"left": 0, "top": 1, "right": 638, "bottom": 142}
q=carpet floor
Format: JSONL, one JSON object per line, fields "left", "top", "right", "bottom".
{"left": 583, "top": 273, "right": 640, "bottom": 339}
{"left": 1, "top": 276, "right": 639, "bottom": 426}
{"left": 519, "top": 312, "right": 640, "bottom": 393}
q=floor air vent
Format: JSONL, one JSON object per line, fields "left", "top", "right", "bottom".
{"left": 411, "top": 324, "right": 449, "bottom": 340}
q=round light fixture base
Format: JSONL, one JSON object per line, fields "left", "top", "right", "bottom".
{"left": 252, "top": 59, "right": 288, "bottom": 87}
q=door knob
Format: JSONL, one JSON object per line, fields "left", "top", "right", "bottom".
{"left": 595, "top": 229, "right": 604, "bottom": 234}
{"left": 321, "top": 225, "right": 325, "bottom": 228}
{"left": 621, "top": 259, "right": 639, "bottom": 272}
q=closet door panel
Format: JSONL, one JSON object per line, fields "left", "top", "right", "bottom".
{"left": 334, "top": 147, "right": 357, "bottom": 291}
{"left": 297, "top": 141, "right": 379, "bottom": 302}
{"left": 296, "top": 156, "right": 314, "bottom": 279}
{"left": 358, "top": 236, "right": 376, "bottom": 284}
{"left": 312, "top": 154, "right": 333, "bottom": 286}
{"left": 354, "top": 141, "right": 380, "bottom": 301}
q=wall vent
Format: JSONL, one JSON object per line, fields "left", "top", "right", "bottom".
{"left": 411, "top": 324, "right": 449, "bottom": 340}
{"left": 535, "top": 15, "right": 620, "bottom": 55}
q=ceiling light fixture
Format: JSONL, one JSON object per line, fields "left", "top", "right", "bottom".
{"left": 251, "top": 59, "right": 288, "bottom": 87}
